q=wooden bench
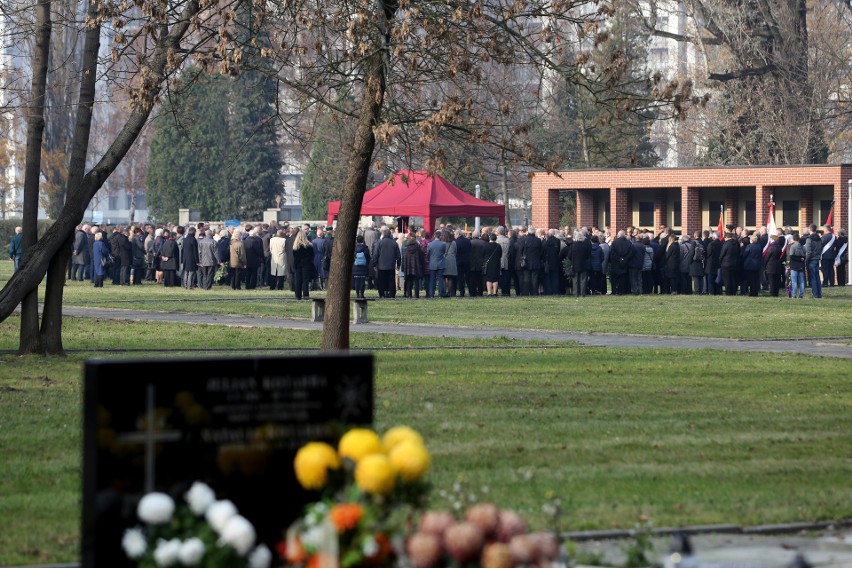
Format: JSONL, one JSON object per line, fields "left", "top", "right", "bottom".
{"left": 311, "top": 297, "right": 376, "bottom": 324}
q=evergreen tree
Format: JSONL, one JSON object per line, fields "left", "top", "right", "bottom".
{"left": 147, "top": 62, "right": 282, "bottom": 221}
{"left": 300, "top": 110, "right": 355, "bottom": 219}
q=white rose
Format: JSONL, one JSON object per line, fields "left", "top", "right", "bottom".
{"left": 121, "top": 527, "right": 147, "bottom": 559}
{"left": 153, "top": 538, "right": 181, "bottom": 567}
{"left": 205, "top": 499, "right": 238, "bottom": 534}
{"left": 218, "top": 515, "right": 257, "bottom": 556}
{"left": 178, "top": 537, "right": 206, "bottom": 566}
{"left": 248, "top": 544, "right": 272, "bottom": 568}
{"left": 138, "top": 492, "right": 175, "bottom": 525}
{"left": 184, "top": 482, "right": 216, "bottom": 516}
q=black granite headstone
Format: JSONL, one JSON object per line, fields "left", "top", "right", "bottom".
{"left": 82, "top": 355, "right": 373, "bottom": 568}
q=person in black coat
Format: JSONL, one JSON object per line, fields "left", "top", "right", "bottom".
{"left": 763, "top": 236, "right": 783, "bottom": 296}
{"left": 820, "top": 225, "right": 837, "bottom": 286}
{"left": 518, "top": 228, "right": 543, "bottom": 295}
{"left": 570, "top": 233, "right": 592, "bottom": 297}
{"left": 181, "top": 227, "right": 199, "bottom": 289}
{"left": 628, "top": 237, "right": 645, "bottom": 295}
{"left": 244, "top": 230, "right": 264, "bottom": 289}
{"left": 114, "top": 229, "right": 132, "bottom": 285}
{"left": 609, "top": 231, "right": 634, "bottom": 295}
{"left": 131, "top": 228, "right": 146, "bottom": 285}
{"left": 352, "top": 235, "right": 372, "bottom": 298}
{"left": 509, "top": 230, "right": 521, "bottom": 296}
{"left": 455, "top": 231, "right": 471, "bottom": 297}
{"left": 664, "top": 238, "right": 681, "bottom": 294}
{"left": 705, "top": 233, "right": 723, "bottom": 295}
{"left": 374, "top": 229, "right": 401, "bottom": 298}
{"left": 159, "top": 230, "right": 179, "bottom": 287}
{"left": 291, "top": 229, "right": 315, "bottom": 300}
{"left": 542, "top": 230, "right": 562, "bottom": 295}
{"left": 718, "top": 233, "right": 740, "bottom": 296}
{"left": 468, "top": 233, "right": 486, "bottom": 297}
{"left": 214, "top": 230, "right": 231, "bottom": 286}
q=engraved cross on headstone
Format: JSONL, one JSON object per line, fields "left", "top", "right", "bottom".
{"left": 119, "top": 384, "right": 182, "bottom": 493}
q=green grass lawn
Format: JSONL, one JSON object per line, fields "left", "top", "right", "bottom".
{"left": 29, "top": 271, "right": 852, "bottom": 339}
{"left": 0, "top": 316, "right": 849, "bottom": 565}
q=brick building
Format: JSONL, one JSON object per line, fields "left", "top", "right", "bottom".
{"left": 531, "top": 165, "right": 851, "bottom": 235}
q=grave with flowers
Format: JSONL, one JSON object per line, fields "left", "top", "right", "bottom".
{"left": 82, "top": 355, "right": 373, "bottom": 568}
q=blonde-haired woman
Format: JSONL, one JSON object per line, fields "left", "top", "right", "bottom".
{"left": 230, "top": 229, "right": 247, "bottom": 290}
{"left": 292, "top": 229, "right": 314, "bottom": 300}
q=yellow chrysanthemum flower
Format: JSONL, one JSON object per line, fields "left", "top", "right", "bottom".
{"left": 355, "top": 454, "right": 397, "bottom": 496}
{"left": 382, "top": 426, "right": 424, "bottom": 451}
{"left": 294, "top": 442, "right": 340, "bottom": 490}
{"left": 338, "top": 428, "right": 384, "bottom": 462}
{"left": 389, "top": 440, "right": 431, "bottom": 483}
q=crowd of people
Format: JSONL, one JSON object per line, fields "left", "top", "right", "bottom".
{"left": 66, "top": 220, "right": 333, "bottom": 296}
{"left": 58, "top": 218, "right": 848, "bottom": 300}
{"left": 358, "top": 221, "right": 848, "bottom": 299}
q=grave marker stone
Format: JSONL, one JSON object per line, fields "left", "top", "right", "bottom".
{"left": 82, "top": 355, "right": 373, "bottom": 568}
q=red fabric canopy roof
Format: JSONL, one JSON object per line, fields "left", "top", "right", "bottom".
{"left": 327, "top": 170, "right": 505, "bottom": 234}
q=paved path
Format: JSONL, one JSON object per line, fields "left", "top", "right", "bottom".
{"left": 61, "top": 306, "right": 852, "bottom": 359}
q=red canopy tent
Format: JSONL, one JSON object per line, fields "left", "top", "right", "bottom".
{"left": 326, "top": 170, "right": 505, "bottom": 234}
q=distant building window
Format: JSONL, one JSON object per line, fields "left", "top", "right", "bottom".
{"left": 782, "top": 200, "right": 798, "bottom": 226}
{"left": 650, "top": 47, "right": 667, "bottom": 69}
{"left": 820, "top": 200, "right": 833, "bottom": 225}
{"left": 672, "top": 200, "right": 681, "bottom": 227}
{"left": 745, "top": 201, "right": 756, "bottom": 226}
{"left": 709, "top": 201, "right": 724, "bottom": 223}
{"left": 136, "top": 193, "right": 146, "bottom": 210}
{"left": 638, "top": 201, "right": 654, "bottom": 227}
{"left": 125, "top": 194, "right": 132, "bottom": 209}
{"left": 108, "top": 196, "right": 118, "bottom": 210}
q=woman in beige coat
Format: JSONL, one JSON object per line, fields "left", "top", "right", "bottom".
{"left": 229, "top": 230, "right": 247, "bottom": 290}
{"left": 269, "top": 229, "right": 287, "bottom": 290}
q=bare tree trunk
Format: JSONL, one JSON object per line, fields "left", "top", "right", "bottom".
{"left": 38, "top": 1, "right": 100, "bottom": 354}
{"left": 0, "top": 0, "right": 200, "bottom": 326}
{"left": 19, "top": 0, "right": 52, "bottom": 355}
{"left": 321, "top": 49, "right": 388, "bottom": 351}
{"left": 40, "top": 238, "right": 71, "bottom": 354}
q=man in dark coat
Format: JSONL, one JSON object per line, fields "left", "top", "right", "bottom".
{"left": 215, "top": 229, "right": 231, "bottom": 286}
{"left": 375, "top": 228, "right": 401, "bottom": 298}
{"left": 468, "top": 232, "right": 486, "bottom": 297}
{"left": 820, "top": 225, "right": 837, "bottom": 287}
{"left": 181, "top": 226, "right": 200, "bottom": 289}
{"left": 518, "top": 227, "right": 543, "bottom": 295}
{"left": 261, "top": 223, "right": 272, "bottom": 287}
{"left": 72, "top": 225, "right": 91, "bottom": 281}
{"left": 114, "top": 228, "right": 133, "bottom": 285}
{"left": 454, "top": 230, "right": 471, "bottom": 297}
{"left": 542, "top": 229, "right": 562, "bottom": 295}
{"left": 570, "top": 232, "right": 592, "bottom": 297}
{"left": 131, "top": 228, "right": 146, "bottom": 284}
{"left": 285, "top": 225, "right": 297, "bottom": 291}
{"left": 609, "top": 230, "right": 634, "bottom": 295}
{"left": 628, "top": 236, "right": 645, "bottom": 295}
{"left": 159, "top": 230, "right": 180, "bottom": 287}
{"left": 719, "top": 232, "right": 740, "bottom": 295}
{"left": 244, "top": 229, "right": 264, "bottom": 289}
{"left": 705, "top": 232, "right": 723, "bottom": 295}
{"left": 109, "top": 227, "right": 122, "bottom": 284}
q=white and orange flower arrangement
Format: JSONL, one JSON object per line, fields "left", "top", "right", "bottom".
{"left": 122, "top": 481, "right": 272, "bottom": 568}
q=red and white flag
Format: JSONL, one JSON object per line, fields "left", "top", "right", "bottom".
{"left": 825, "top": 202, "right": 834, "bottom": 230}
{"left": 762, "top": 198, "right": 776, "bottom": 256}
{"left": 717, "top": 206, "right": 724, "bottom": 236}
